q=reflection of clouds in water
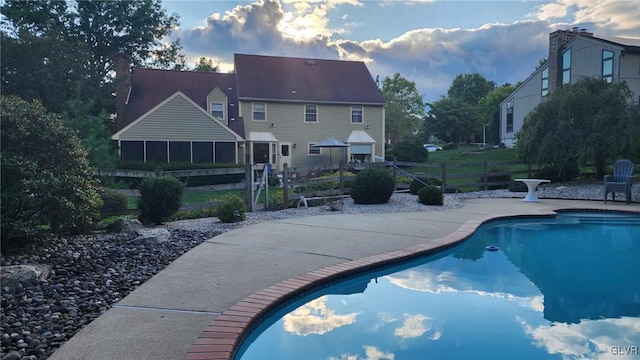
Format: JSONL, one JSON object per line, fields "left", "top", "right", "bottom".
{"left": 430, "top": 331, "right": 442, "bottom": 340}
{"left": 283, "top": 296, "right": 358, "bottom": 336}
{"left": 518, "top": 316, "right": 640, "bottom": 359}
{"left": 395, "top": 314, "right": 430, "bottom": 338}
{"left": 386, "top": 270, "right": 545, "bottom": 312}
{"left": 373, "top": 312, "right": 398, "bottom": 331}
{"left": 328, "top": 345, "right": 395, "bottom": 360}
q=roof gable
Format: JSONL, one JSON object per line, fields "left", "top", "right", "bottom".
{"left": 113, "top": 91, "right": 243, "bottom": 141}
{"left": 123, "top": 68, "right": 244, "bottom": 137}
{"left": 234, "top": 54, "right": 385, "bottom": 104}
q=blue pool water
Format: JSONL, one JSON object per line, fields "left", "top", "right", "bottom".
{"left": 236, "top": 211, "right": 640, "bottom": 359}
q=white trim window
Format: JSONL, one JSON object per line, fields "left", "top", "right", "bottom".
{"left": 562, "top": 48, "right": 571, "bottom": 85}
{"left": 252, "top": 102, "right": 266, "bottom": 122}
{"left": 308, "top": 143, "right": 321, "bottom": 156}
{"left": 602, "top": 50, "right": 614, "bottom": 83}
{"left": 541, "top": 68, "right": 549, "bottom": 97}
{"left": 351, "top": 106, "right": 363, "bottom": 123}
{"left": 305, "top": 104, "right": 318, "bottom": 123}
{"left": 211, "top": 102, "right": 224, "bottom": 121}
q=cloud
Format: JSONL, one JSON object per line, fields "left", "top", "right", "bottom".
{"left": 171, "top": 0, "right": 638, "bottom": 102}
{"left": 394, "top": 314, "right": 431, "bottom": 338}
{"left": 282, "top": 296, "right": 359, "bottom": 336}
{"left": 518, "top": 316, "right": 640, "bottom": 359}
{"left": 329, "top": 345, "right": 395, "bottom": 360}
{"left": 533, "top": 0, "right": 640, "bottom": 36}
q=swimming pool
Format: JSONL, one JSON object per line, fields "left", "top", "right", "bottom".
{"left": 236, "top": 211, "right": 640, "bottom": 359}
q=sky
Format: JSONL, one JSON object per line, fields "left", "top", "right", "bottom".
{"left": 163, "top": 0, "right": 640, "bottom": 103}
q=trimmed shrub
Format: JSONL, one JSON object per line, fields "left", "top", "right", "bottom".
{"left": 1, "top": 96, "right": 102, "bottom": 245}
{"left": 217, "top": 193, "right": 247, "bottom": 223}
{"left": 268, "top": 174, "right": 280, "bottom": 187}
{"left": 350, "top": 167, "right": 395, "bottom": 204}
{"left": 508, "top": 181, "right": 528, "bottom": 192}
{"left": 409, "top": 176, "right": 443, "bottom": 195}
{"left": 138, "top": 177, "right": 184, "bottom": 224}
{"left": 418, "top": 185, "right": 443, "bottom": 205}
{"left": 390, "top": 137, "right": 429, "bottom": 162}
{"left": 99, "top": 189, "right": 129, "bottom": 217}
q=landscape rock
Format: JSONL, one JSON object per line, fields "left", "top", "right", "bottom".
{"left": 132, "top": 228, "right": 172, "bottom": 244}
{"left": 0, "top": 265, "right": 51, "bottom": 292}
{"left": 109, "top": 218, "right": 144, "bottom": 234}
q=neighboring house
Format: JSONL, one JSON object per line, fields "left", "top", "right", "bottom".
{"left": 499, "top": 29, "right": 640, "bottom": 148}
{"left": 113, "top": 53, "right": 386, "bottom": 170}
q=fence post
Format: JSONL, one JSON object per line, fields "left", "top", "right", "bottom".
{"left": 441, "top": 163, "right": 447, "bottom": 193}
{"left": 527, "top": 164, "right": 532, "bottom": 178}
{"left": 339, "top": 161, "right": 344, "bottom": 195}
{"left": 245, "top": 163, "right": 255, "bottom": 212}
{"left": 283, "top": 163, "right": 289, "bottom": 209}
{"left": 483, "top": 160, "right": 488, "bottom": 191}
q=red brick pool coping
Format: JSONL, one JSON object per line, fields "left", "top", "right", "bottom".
{"left": 184, "top": 208, "right": 634, "bottom": 360}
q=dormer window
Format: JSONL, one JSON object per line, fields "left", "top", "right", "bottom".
{"left": 211, "top": 102, "right": 224, "bottom": 120}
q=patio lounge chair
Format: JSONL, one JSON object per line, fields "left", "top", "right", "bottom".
{"left": 604, "top": 159, "right": 635, "bottom": 204}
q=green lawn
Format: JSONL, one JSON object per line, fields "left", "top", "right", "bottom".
{"left": 127, "top": 189, "right": 245, "bottom": 209}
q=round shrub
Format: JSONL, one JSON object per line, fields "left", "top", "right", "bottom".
{"left": 138, "top": 176, "right": 184, "bottom": 224}
{"left": 390, "top": 137, "right": 429, "bottom": 162}
{"left": 1, "top": 96, "right": 102, "bottom": 244}
{"left": 350, "top": 167, "right": 395, "bottom": 204}
{"left": 217, "top": 193, "right": 247, "bottom": 223}
{"left": 99, "top": 189, "right": 129, "bottom": 217}
{"left": 418, "top": 185, "right": 443, "bottom": 205}
{"left": 409, "top": 176, "right": 442, "bottom": 195}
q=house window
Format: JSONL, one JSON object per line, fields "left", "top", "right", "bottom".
{"left": 305, "top": 104, "right": 317, "bottom": 123}
{"left": 215, "top": 142, "right": 235, "bottom": 163}
{"left": 169, "top": 141, "right": 190, "bottom": 163}
{"left": 146, "top": 141, "right": 168, "bottom": 163}
{"left": 506, "top": 99, "right": 514, "bottom": 133}
{"left": 562, "top": 48, "right": 571, "bottom": 85}
{"left": 541, "top": 68, "right": 549, "bottom": 97}
{"left": 602, "top": 50, "right": 614, "bottom": 83}
{"left": 351, "top": 106, "right": 363, "bottom": 123}
{"left": 120, "top": 141, "right": 144, "bottom": 162}
{"left": 253, "top": 143, "right": 270, "bottom": 163}
{"left": 193, "top": 142, "right": 214, "bottom": 163}
{"left": 211, "top": 102, "right": 224, "bottom": 120}
{"left": 252, "top": 102, "right": 266, "bottom": 122}
{"left": 308, "top": 143, "right": 321, "bottom": 156}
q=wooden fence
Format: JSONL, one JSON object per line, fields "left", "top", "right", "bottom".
{"left": 96, "top": 160, "right": 539, "bottom": 212}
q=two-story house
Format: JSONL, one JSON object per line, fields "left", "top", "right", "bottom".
{"left": 112, "top": 53, "right": 386, "bottom": 171}
{"left": 499, "top": 29, "right": 640, "bottom": 148}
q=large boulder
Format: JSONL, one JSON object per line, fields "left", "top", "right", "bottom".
{"left": 1, "top": 264, "right": 51, "bottom": 292}
{"left": 132, "top": 228, "right": 172, "bottom": 245}
{"left": 109, "top": 218, "right": 145, "bottom": 234}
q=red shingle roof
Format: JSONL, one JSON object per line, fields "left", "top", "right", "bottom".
{"left": 123, "top": 68, "right": 244, "bottom": 137}
{"left": 234, "top": 54, "right": 385, "bottom": 104}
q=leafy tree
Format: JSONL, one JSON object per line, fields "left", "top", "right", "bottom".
{"left": 477, "top": 84, "right": 517, "bottom": 144}
{"left": 193, "top": 57, "right": 220, "bottom": 72}
{"left": 1, "top": 0, "right": 185, "bottom": 116}
{"left": 448, "top": 73, "right": 495, "bottom": 106}
{"left": 517, "top": 78, "right": 634, "bottom": 179}
{"left": 62, "top": 93, "right": 118, "bottom": 168}
{"left": 425, "top": 98, "right": 481, "bottom": 144}
{"left": 381, "top": 73, "right": 425, "bottom": 145}
{"left": 1, "top": 96, "right": 102, "bottom": 244}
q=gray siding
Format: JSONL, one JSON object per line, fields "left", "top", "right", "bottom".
{"left": 568, "top": 37, "right": 623, "bottom": 84}
{"left": 240, "top": 101, "right": 384, "bottom": 167}
{"left": 620, "top": 53, "right": 640, "bottom": 104}
{"left": 119, "top": 95, "right": 239, "bottom": 142}
{"left": 500, "top": 67, "right": 546, "bottom": 147}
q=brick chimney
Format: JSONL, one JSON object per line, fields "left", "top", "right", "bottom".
{"left": 548, "top": 28, "right": 593, "bottom": 92}
{"left": 115, "top": 52, "right": 131, "bottom": 130}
